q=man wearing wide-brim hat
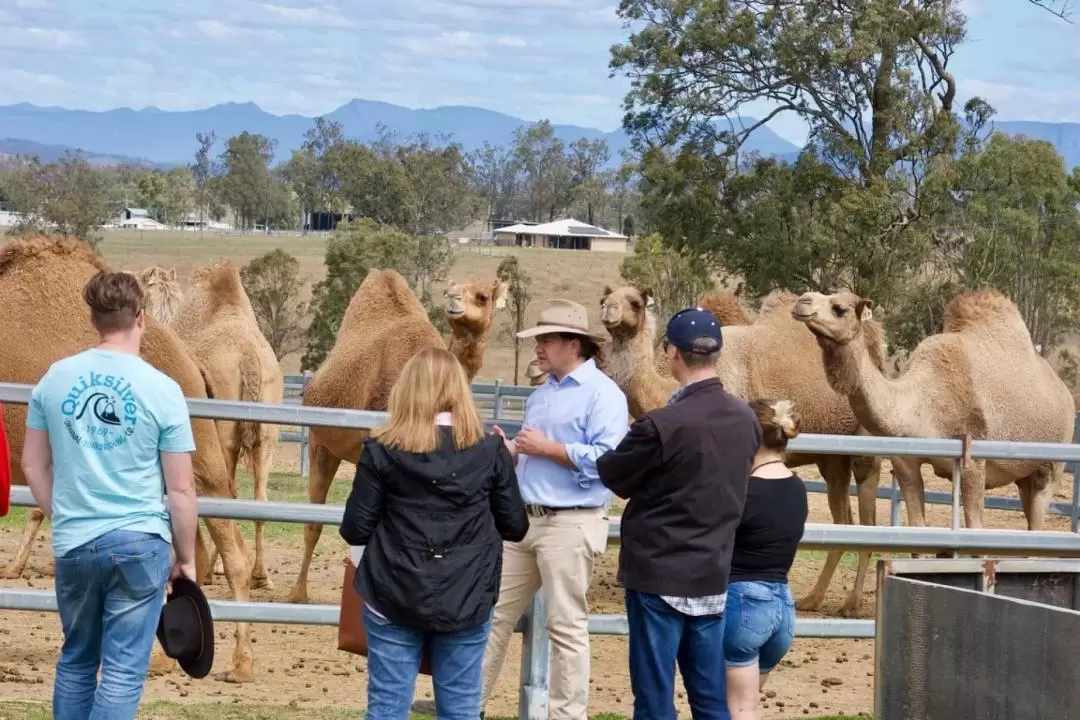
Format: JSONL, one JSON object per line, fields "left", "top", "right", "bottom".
{"left": 482, "top": 299, "right": 628, "bottom": 719}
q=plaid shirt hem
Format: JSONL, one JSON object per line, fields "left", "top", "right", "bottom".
{"left": 660, "top": 593, "right": 727, "bottom": 616}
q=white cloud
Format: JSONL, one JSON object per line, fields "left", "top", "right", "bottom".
{"left": 964, "top": 79, "right": 1080, "bottom": 123}
{"left": 0, "top": 27, "right": 82, "bottom": 51}
{"left": 195, "top": 20, "right": 283, "bottom": 42}
{"left": 257, "top": 3, "right": 353, "bottom": 28}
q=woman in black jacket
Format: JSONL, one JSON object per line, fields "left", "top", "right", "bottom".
{"left": 339, "top": 346, "right": 529, "bottom": 720}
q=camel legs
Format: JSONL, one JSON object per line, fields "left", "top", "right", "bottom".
{"left": 796, "top": 455, "right": 879, "bottom": 616}
{"left": 248, "top": 436, "right": 276, "bottom": 590}
{"left": 842, "top": 454, "right": 881, "bottom": 616}
{"left": 1017, "top": 464, "right": 1054, "bottom": 531}
{"left": 960, "top": 459, "right": 987, "bottom": 529}
{"left": 286, "top": 443, "right": 341, "bottom": 604}
{"left": 0, "top": 508, "right": 47, "bottom": 579}
{"left": 892, "top": 457, "right": 928, "bottom": 527}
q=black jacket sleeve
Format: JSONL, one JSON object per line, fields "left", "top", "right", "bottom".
{"left": 490, "top": 441, "right": 529, "bottom": 542}
{"left": 596, "top": 415, "right": 663, "bottom": 500}
{"left": 339, "top": 446, "right": 384, "bottom": 546}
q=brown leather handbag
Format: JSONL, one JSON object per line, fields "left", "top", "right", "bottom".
{"left": 337, "top": 547, "right": 432, "bottom": 675}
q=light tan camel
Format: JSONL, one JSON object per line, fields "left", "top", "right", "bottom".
{"left": 137, "top": 266, "right": 184, "bottom": 324}
{"left": 792, "top": 288, "right": 1075, "bottom": 531}
{"left": 444, "top": 278, "right": 507, "bottom": 380}
{"left": 165, "top": 261, "right": 285, "bottom": 591}
{"left": 0, "top": 234, "right": 256, "bottom": 682}
{"left": 286, "top": 270, "right": 504, "bottom": 603}
{"left": 600, "top": 285, "right": 887, "bottom": 616}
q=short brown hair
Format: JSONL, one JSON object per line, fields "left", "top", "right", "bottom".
{"left": 83, "top": 271, "right": 144, "bottom": 333}
{"left": 371, "top": 347, "right": 486, "bottom": 453}
{"left": 748, "top": 398, "right": 801, "bottom": 451}
{"left": 553, "top": 332, "right": 599, "bottom": 361}
{"left": 678, "top": 337, "right": 721, "bottom": 368}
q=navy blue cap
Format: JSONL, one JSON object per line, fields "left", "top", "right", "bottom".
{"left": 665, "top": 307, "right": 722, "bottom": 354}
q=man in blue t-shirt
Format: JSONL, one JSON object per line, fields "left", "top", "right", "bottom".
{"left": 21, "top": 270, "right": 199, "bottom": 720}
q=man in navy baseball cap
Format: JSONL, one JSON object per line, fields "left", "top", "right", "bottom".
{"left": 597, "top": 303, "right": 760, "bottom": 719}
{"left": 663, "top": 306, "right": 724, "bottom": 355}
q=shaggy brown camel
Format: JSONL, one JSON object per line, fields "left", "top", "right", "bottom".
{"left": 286, "top": 270, "right": 504, "bottom": 603}
{"left": 793, "top": 288, "right": 1075, "bottom": 531}
{"left": 0, "top": 234, "right": 256, "bottom": 682}
{"left": 166, "top": 261, "right": 285, "bottom": 591}
{"left": 137, "top": 266, "right": 184, "bottom": 323}
{"left": 600, "top": 285, "right": 886, "bottom": 616}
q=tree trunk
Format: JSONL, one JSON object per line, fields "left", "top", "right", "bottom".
{"left": 513, "top": 337, "right": 520, "bottom": 385}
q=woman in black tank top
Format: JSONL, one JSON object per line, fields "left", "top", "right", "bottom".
{"left": 723, "top": 399, "right": 809, "bottom": 720}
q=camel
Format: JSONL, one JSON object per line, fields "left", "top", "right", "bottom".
{"left": 792, "top": 288, "right": 1075, "bottom": 532}
{"left": 0, "top": 234, "right": 256, "bottom": 682}
{"left": 163, "top": 261, "right": 285, "bottom": 591}
{"left": 138, "top": 266, "right": 184, "bottom": 324}
{"left": 286, "top": 270, "right": 505, "bottom": 603}
{"left": 444, "top": 278, "right": 507, "bottom": 380}
{"left": 599, "top": 285, "right": 887, "bottom": 616}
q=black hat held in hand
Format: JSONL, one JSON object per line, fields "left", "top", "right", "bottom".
{"left": 156, "top": 576, "right": 215, "bottom": 679}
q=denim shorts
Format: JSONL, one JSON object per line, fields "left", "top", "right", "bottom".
{"left": 722, "top": 580, "right": 796, "bottom": 672}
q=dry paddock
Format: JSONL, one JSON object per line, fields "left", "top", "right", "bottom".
{"left": 1, "top": 448, "right": 1074, "bottom": 719}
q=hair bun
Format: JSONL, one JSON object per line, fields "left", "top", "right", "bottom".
{"left": 772, "top": 400, "right": 799, "bottom": 439}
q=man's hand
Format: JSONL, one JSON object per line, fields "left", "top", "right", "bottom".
{"left": 514, "top": 425, "right": 555, "bottom": 458}
{"left": 168, "top": 560, "right": 196, "bottom": 594}
{"left": 492, "top": 425, "right": 518, "bottom": 460}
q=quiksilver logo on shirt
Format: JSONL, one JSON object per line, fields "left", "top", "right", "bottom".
{"left": 61, "top": 372, "right": 139, "bottom": 451}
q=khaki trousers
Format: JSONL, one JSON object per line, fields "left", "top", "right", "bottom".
{"left": 481, "top": 507, "right": 609, "bottom": 720}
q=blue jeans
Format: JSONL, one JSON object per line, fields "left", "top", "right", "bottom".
{"left": 723, "top": 581, "right": 796, "bottom": 672}
{"left": 625, "top": 589, "right": 730, "bottom": 720}
{"left": 364, "top": 605, "right": 491, "bottom": 720}
{"left": 53, "top": 529, "right": 171, "bottom": 720}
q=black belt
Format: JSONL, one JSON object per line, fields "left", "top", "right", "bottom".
{"left": 524, "top": 504, "right": 600, "bottom": 517}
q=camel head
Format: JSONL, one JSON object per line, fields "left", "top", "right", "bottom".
{"left": 136, "top": 265, "right": 182, "bottom": 325}
{"left": 599, "top": 285, "right": 654, "bottom": 339}
{"left": 443, "top": 278, "right": 507, "bottom": 333}
{"left": 791, "top": 291, "right": 874, "bottom": 346}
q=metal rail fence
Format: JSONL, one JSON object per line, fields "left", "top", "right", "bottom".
{"left": 280, "top": 373, "right": 1080, "bottom": 532}
{"left": 4, "top": 382, "right": 1080, "bottom": 717}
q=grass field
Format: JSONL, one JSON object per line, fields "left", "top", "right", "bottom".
{"left": 0, "top": 702, "right": 857, "bottom": 720}
{"left": 97, "top": 229, "right": 630, "bottom": 380}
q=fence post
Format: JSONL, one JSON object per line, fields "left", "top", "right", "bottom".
{"left": 517, "top": 592, "right": 551, "bottom": 720}
{"left": 493, "top": 378, "right": 503, "bottom": 421}
{"left": 299, "top": 370, "right": 311, "bottom": 478}
{"left": 889, "top": 471, "right": 902, "bottom": 527}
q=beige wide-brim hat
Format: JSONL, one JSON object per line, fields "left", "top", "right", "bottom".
{"left": 517, "top": 299, "right": 605, "bottom": 341}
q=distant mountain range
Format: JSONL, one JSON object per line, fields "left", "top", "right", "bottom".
{"left": 1, "top": 99, "right": 1079, "bottom": 171}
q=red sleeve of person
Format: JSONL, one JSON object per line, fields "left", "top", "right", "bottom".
{"left": 0, "top": 402, "right": 10, "bottom": 518}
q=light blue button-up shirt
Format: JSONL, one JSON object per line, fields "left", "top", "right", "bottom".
{"left": 515, "top": 358, "right": 629, "bottom": 507}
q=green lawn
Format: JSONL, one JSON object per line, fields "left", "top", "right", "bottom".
{"left": 0, "top": 702, "right": 859, "bottom": 720}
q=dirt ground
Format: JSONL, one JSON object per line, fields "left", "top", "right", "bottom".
{"left": 2, "top": 453, "right": 1073, "bottom": 719}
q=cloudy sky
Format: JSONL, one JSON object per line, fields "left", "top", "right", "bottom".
{"left": 1, "top": 0, "right": 1078, "bottom": 145}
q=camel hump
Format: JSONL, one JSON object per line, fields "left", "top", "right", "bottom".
{"left": 758, "top": 290, "right": 802, "bottom": 319}
{"left": 0, "top": 234, "right": 107, "bottom": 276}
{"left": 942, "top": 289, "right": 1026, "bottom": 336}
{"left": 190, "top": 262, "right": 246, "bottom": 303}
{"left": 699, "top": 291, "right": 751, "bottom": 326}
{"left": 340, "top": 268, "right": 426, "bottom": 334}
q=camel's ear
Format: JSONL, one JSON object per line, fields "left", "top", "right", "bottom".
{"left": 857, "top": 299, "right": 874, "bottom": 321}
{"left": 641, "top": 288, "right": 656, "bottom": 308}
{"left": 601, "top": 285, "right": 613, "bottom": 302}
{"left": 167, "top": 267, "right": 177, "bottom": 281}
{"left": 493, "top": 280, "right": 508, "bottom": 309}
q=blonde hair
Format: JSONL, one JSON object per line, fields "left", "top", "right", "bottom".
{"left": 371, "top": 347, "right": 486, "bottom": 453}
{"left": 748, "top": 398, "right": 801, "bottom": 451}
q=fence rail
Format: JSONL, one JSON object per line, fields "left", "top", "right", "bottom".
{"left": 5, "top": 382, "right": 1080, "bottom": 718}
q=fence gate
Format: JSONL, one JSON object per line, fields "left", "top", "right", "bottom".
{"left": 874, "top": 559, "right": 1080, "bottom": 719}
